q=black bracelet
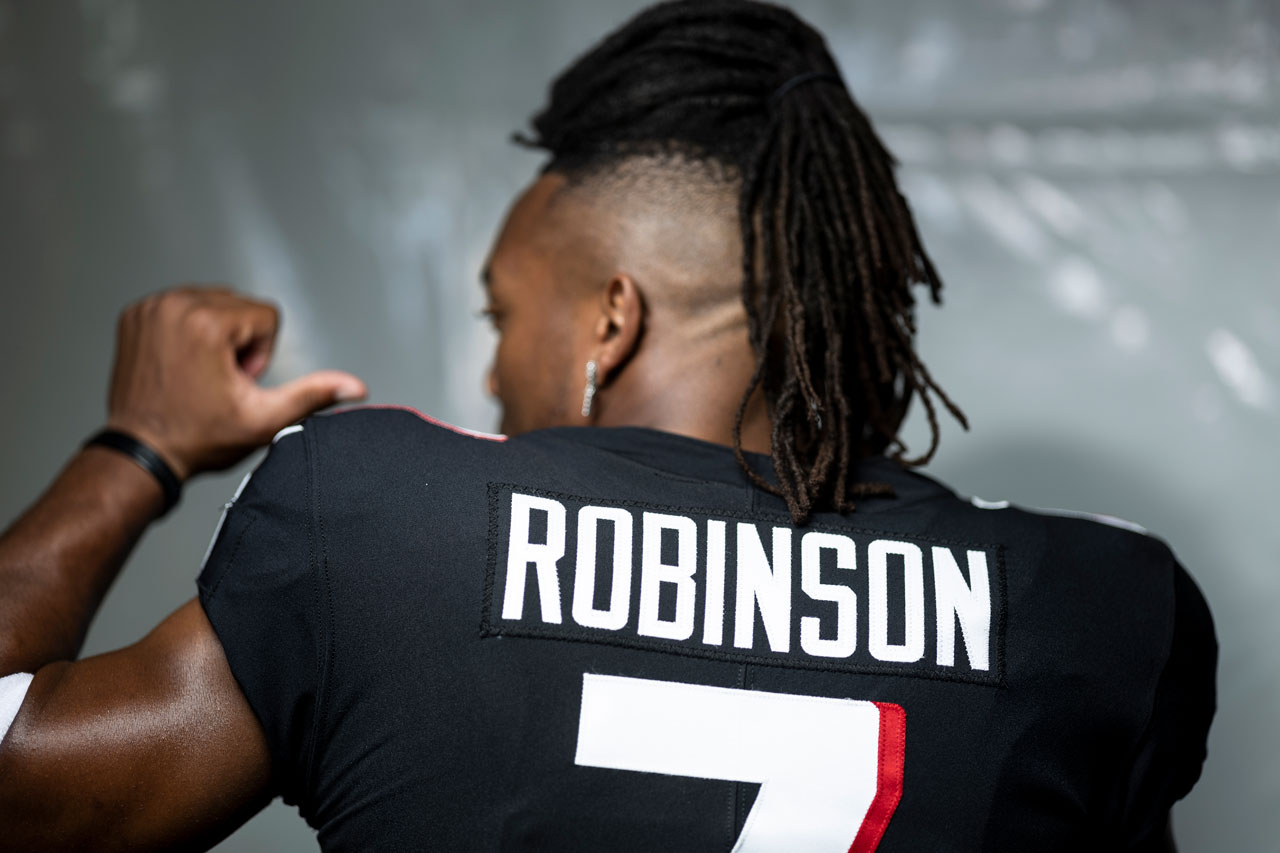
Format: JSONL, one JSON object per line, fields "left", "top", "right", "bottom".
{"left": 84, "top": 428, "right": 182, "bottom": 515}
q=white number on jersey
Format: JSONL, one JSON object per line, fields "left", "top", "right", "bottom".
{"left": 574, "top": 674, "right": 905, "bottom": 852}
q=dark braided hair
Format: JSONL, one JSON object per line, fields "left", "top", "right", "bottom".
{"left": 514, "top": 0, "right": 967, "bottom": 524}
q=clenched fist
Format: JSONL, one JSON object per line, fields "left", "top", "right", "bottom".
{"left": 105, "top": 286, "right": 367, "bottom": 481}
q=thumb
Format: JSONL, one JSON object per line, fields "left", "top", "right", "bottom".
{"left": 249, "top": 370, "right": 367, "bottom": 433}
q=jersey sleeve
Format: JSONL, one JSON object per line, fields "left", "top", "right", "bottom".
{"left": 195, "top": 425, "right": 325, "bottom": 808}
{"left": 1109, "top": 551, "right": 1218, "bottom": 849}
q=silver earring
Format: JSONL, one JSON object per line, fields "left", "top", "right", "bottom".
{"left": 581, "top": 360, "right": 598, "bottom": 418}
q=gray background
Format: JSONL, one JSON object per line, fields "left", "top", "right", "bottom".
{"left": 1, "top": 1, "right": 1276, "bottom": 850}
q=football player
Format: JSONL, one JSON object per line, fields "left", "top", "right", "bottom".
{"left": 0, "top": 2, "right": 1214, "bottom": 850}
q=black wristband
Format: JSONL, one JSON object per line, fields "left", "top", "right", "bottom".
{"left": 84, "top": 428, "right": 182, "bottom": 515}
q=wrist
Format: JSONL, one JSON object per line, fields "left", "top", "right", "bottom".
{"left": 73, "top": 444, "right": 171, "bottom": 523}
{"left": 84, "top": 428, "right": 183, "bottom": 515}
{"left": 104, "top": 416, "right": 191, "bottom": 482}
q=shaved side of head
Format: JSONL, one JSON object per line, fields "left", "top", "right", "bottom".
{"left": 541, "top": 152, "right": 748, "bottom": 341}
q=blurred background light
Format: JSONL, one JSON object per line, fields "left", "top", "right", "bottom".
{"left": 0, "top": 1, "right": 1275, "bottom": 849}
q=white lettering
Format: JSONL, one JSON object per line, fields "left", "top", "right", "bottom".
{"left": 799, "top": 532, "right": 858, "bottom": 659}
{"left": 932, "top": 547, "right": 991, "bottom": 670}
{"left": 638, "top": 512, "right": 697, "bottom": 641}
{"left": 867, "top": 539, "right": 925, "bottom": 663}
{"left": 702, "top": 520, "right": 727, "bottom": 646}
{"left": 734, "top": 523, "right": 792, "bottom": 653}
{"left": 497, "top": 494, "right": 998, "bottom": 678}
{"left": 572, "top": 505, "right": 633, "bottom": 631}
{"left": 502, "top": 493, "right": 566, "bottom": 624}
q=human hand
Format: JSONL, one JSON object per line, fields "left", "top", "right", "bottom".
{"left": 104, "top": 286, "right": 367, "bottom": 481}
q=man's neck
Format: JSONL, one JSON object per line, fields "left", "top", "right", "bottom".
{"left": 593, "top": 343, "right": 773, "bottom": 455}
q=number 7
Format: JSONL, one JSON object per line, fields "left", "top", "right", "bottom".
{"left": 575, "top": 674, "right": 905, "bottom": 852}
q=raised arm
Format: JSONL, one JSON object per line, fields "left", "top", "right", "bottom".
{"left": 0, "top": 286, "right": 365, "bottom": 851}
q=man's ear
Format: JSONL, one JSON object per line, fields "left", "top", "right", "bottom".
{"left": 592, "top": 273, "right": 644, "bottom": 383}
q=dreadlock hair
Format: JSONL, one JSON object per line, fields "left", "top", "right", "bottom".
{"left": 513, "top": 0, "right": 967, "bottom": 525}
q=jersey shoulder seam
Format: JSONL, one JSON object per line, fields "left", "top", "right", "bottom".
{"left": 301, "top": 418, "right": 334, "bottom": 804}
{"left": 322, "top": 404, "right": 507, "bottom": 442}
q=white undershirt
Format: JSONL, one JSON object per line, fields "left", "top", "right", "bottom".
{"left": 0, "top": 672, "right": 33, "bottom": 745}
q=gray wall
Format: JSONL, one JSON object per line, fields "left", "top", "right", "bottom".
{"left": 1, "top": 1, "right": 1276, "bottom": 850}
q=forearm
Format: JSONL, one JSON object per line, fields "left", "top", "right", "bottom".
{"left": 0, "top": 287, "right": 365, "bottom": 677}
{"left": 0, "top": 446, "right": 165, "bottom": 673}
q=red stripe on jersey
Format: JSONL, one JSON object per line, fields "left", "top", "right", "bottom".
{"left": 849, "top": 702, "right": 906, "bottom": 853}
{"left": 332, "top": 404, "right": 508, "bottom": 442}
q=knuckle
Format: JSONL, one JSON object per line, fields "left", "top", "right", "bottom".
{"left": 156, "top": 289, "right": 188, "bottom": 315}
{"left": 186, "top": 304, "right": 222, "bottom": 338}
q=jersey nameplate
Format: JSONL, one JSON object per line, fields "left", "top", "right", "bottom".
{"left": 482, "top": 484, "right": 1006, "bottom": 686}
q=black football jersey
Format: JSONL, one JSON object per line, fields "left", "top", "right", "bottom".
{"left": 196, "top": 406, "right": 1216, "bottom": 852}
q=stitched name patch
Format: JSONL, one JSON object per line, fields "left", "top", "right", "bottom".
{"left": 481, "top": 483, "right": 1006, "bottom": 686}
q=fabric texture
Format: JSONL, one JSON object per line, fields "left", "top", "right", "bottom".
{"left": 196, "top": 408, "right": 1217, "bottom": 852}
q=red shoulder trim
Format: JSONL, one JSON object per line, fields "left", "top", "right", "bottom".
{"left": 329, "top": 404, "right": 507, "bottom": 442}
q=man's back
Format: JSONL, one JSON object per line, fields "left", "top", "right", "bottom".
{"left": 199, "top": 407, "right": 1214, "bottom": 851}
